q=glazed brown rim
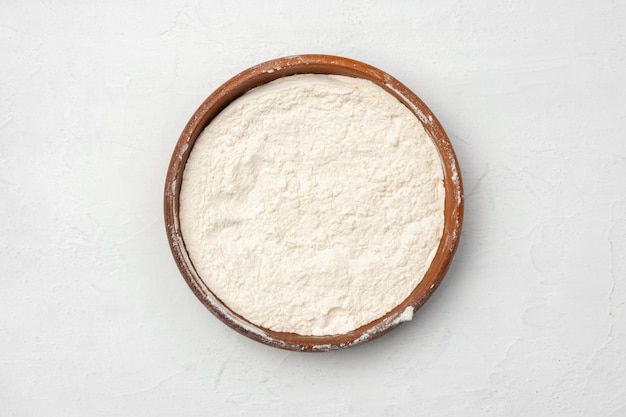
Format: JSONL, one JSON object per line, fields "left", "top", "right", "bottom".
{"left": 164, "top": 54, "right": 463, "bottom": 352}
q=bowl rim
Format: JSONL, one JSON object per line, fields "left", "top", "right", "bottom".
{"left": 164, "top": 54, "right": 464, "bottom": 352}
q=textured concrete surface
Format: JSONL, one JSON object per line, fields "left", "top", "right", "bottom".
{"left": 1, "top": 1, "right": 625, "bottom": 415}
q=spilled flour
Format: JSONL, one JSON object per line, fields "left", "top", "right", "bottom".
{"left": 179, "top": 74, "right": 444, "bottom": 336}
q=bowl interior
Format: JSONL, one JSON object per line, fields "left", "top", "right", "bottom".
{"left": 164, "top": 55, "right": 463, "bottom": 351}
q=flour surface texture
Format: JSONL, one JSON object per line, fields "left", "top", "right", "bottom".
{"left": 179, "top": 74, "right": 445, "bottom": 336}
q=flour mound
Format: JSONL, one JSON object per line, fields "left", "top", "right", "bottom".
{"left": 179, "top": 74, "right": 444, "bottom": 336}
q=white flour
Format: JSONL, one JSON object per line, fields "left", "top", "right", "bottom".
{"left": 179, "top": 74, "right": 444, "bottom": 336}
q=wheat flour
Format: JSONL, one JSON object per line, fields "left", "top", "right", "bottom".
{"left": 179, "top": 74, "right": 444, "bottom": 336}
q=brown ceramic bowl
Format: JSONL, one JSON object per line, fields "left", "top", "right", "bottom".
{"left": 164, "top": 54, "right": 463, "bottom": 351}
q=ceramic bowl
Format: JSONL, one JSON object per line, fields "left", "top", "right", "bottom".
{"left": 164, "top": 54, "right": 463, "bottom": 351}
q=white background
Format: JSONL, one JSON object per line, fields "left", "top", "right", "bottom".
{"left": 2, "top": 1, "right": 625, "bottom": 415}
